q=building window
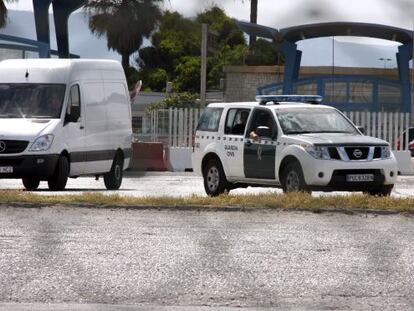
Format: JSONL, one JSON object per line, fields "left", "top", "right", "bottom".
{"left": 294, "top": 83, "right": 317, "bottom": 95}
{"left": 378, "top": 84, "right": 401, "bottom": 112}
{"left": 349, "top": 82, "right": 372, "bottom": 104}
{"left": 324, "top": 82, "right": 347, "bottom": 103}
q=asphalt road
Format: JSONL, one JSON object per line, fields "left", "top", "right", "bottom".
{"left": 1, "top": 172, "right": 414, "bottom": 197}
{"left": 0, "top": 206, "right": 413, "bottom": 310}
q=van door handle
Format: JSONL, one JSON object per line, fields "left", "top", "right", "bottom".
{"left": 80, "top": 125, "right": 84, "bottom": 130}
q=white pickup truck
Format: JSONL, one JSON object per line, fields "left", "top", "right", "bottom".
{"left": 192, "top": 95, "right": 397, "bottom": 196}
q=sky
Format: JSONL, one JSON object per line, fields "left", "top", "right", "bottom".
{"left": 3, "top": 0, "right": 414, "bottom": 68}
{"left": 6, "top": 0, "right": 414, "bottom": 31}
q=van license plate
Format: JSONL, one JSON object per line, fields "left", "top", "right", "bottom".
{"left": 346, "top": 174, "right": 374, "bottom": 182}
{"left": 0, "top": 167, "right": 13, "bottom": 173}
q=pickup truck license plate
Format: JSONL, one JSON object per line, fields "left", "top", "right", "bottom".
{"left": 346, "top": 174, "right": 374, "bottom": 182}
{"left": 0, "top": 167, "right": 13, "bottom": 173}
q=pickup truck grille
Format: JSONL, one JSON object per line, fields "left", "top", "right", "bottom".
{"left": 327, "top": 146, "right": 385, "bottom": 161}
{"left": 344, "top": 147, "right": 370, "bottom": 160}
{"left": 0, "top": 140, "right": 29, "bottom": 154}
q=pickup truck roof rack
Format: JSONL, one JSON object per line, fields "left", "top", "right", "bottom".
{"left": 256, "top": 95, "right": 323, "bottom": 105}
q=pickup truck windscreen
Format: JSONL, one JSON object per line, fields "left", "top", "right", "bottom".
{"left": 276, "top": 107, "right": 359, "bottom": 135}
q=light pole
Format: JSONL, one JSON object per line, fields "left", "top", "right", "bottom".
{"left": 379, "top": 57, "right": 392, "bottom": 69}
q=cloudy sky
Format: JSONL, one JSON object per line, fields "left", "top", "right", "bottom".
{"left": 3, "top": 0, "right": 414, "bottom": 68}
{"left": 7, "top": 0, "right": 414, "bottom": 30}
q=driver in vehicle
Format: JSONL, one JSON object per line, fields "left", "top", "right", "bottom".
{"left": 250, "top": 115, "right": 274, "bottom": 141}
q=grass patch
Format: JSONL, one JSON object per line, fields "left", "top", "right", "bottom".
{"left": 0, "top": 190, "right": 414, "bottom": 213}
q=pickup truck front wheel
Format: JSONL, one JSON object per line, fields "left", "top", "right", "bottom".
{"left": 282, "top": 162, "right": 310, "bottom": 193}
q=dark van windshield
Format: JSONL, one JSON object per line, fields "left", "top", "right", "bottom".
{"left": 0, "top": 84, "right": 66, "bottom": 119}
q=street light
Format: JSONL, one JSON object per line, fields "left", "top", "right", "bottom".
{"left": 379, "top": 57, "right": 392, "bottom": 69}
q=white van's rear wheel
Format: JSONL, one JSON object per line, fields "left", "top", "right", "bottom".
{"left": 48, "top": 156, "right": 69, "bottom": 191}
{"left": 22, "top": 177, "right": 40, "bottom": 191}
{"left": 104, "top": 154, "right": 123, "bottom": 190}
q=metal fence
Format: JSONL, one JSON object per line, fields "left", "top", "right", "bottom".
{"left": 343, "top": 111, "right": 410, "bottom": 150}
{"left": 134, "top": 108, "right": 202, "bottom": 147}
{"left": 134, "top": 108, "right": 411, "bottom": 150}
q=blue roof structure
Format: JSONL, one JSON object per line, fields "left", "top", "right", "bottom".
{"left": 33, "top": 0, "right": 86, "bottom": 58}
{"left": 236, "top": 20, "right": 414, "bottom": 112}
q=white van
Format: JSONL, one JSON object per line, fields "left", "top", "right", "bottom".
{"left": 0, "top": 59, "right": 132, "bottom": 191}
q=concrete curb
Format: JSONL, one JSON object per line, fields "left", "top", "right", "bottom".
{"left": 0, "top": 303, "right": 282, "bottom": 311}
{"left": 0, "top": 202, "right": 413, "bottom": 216}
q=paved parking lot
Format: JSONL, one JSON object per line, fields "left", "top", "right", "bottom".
{"left": 0, "top": 206, "right": 413, "bottom": 310}
{"left": 0, "top": 171, "right": 414, "bottom": 198}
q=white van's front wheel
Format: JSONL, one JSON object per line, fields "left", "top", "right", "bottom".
{"left": 48, "top": 156, "right": 69, "bottom": 191}
{"left": 104, "top": 155, "right": 123, "bottom": 190}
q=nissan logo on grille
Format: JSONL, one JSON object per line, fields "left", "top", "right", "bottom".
{"left": 353, "top": 149, "right": 363, "bottom": 158}
{"left": 0, "top": 141, "right": 5, "bottom": 153}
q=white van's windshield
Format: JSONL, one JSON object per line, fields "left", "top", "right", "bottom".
{"left": 0, "top": 84, "right": 66, "bottom": 119}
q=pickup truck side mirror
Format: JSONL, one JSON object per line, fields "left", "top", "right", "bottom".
{"left": 357, "top": 126, "right": 365, "bottom": 135}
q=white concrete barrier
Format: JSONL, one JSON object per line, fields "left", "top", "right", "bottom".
{"left": 165, "top": 147, "right": 193, "bottom": 172}
{"left": 393, "top": 150, "right": 413, "bottom": 175}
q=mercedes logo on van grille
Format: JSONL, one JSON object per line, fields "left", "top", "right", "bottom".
{"left": 0, "top": 141, "right": 5, "bottom": 153}
{"left": 353, "top": 149, "right": 363, "bottom": 158}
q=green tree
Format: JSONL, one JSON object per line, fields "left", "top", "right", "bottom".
{"left": 85, "top": 0, "right": 163, "bottom": 70}
{"left": 135, "top": 5, "right": 280, "bottom": 93}
{"left": 174, "top": 56, "right": 201, "bottom": 92}
{"left": 245, "top": 39, "right": 282, "bottom": 66}
{"left": 138, "top": 11, "right": 200, "bottom": 74}
{"left": 138, "top": 7, "right": 246, "bottom": 92}
{"left": 0, "top": 0, "right": 16, "bottom": 28}
{"left": 145, "top": 92, "right": 198, "bottom": 112}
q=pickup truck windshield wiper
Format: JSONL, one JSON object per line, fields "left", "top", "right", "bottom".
{"left": 308, "top": 130, "right": 354, "bottom": 134}
{"left": 284, "top": 131, "right": 313, "bottom": 135}
{"left": 285, "top": 130, "right": 354, "bottom": 135}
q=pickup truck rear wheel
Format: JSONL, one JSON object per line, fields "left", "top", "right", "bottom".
{"left": 22, "top": 177, "right": 40, "bottom": 191}
{"left": 282, "top": 162, "right": 310, "bottom": 193}
{"left": 48, "top": 156, "right": 69, "bottom": 191}
{"left": 203, "top": 158, "right": 228, "bottom": 196}
{"left": 104, "top": 155, "right": 123, "bottom": 190}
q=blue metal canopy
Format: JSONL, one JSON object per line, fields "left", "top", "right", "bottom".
{"left": 33, "top": 0, "right": 87, "bottom": 58}
{"left": 235, "top": 20, "right": 414, "bottom": 112}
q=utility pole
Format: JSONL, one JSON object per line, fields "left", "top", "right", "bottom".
{"left": 200, "top": 23, "right": 208, "bottom": 108}
{"left": 249, "top": 0, "right": 258, "bottom": 46}
{"left": 412, "top": 18, "right": 414, "bottom": 123}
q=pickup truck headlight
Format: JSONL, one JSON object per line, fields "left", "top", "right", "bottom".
{"left": 29, "top": 134, "right": 54, "bottom": 152}
{"left": 381, "top": 146, "right": 391, "bottom": 159}
{"left": 305, "top": 145, "right": 331, "bottom": 160}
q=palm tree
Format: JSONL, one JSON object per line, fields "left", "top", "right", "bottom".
{"left": 249, "top": 0, "right": 258, "bottom": 45}
{"left": 0, "top": 0, "right": 16, "bottom": 28}
{"left": 85, "top": 0, "right": 163, "bottom": 70}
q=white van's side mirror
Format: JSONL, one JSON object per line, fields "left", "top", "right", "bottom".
{"left": 65, "top": 109, "right": 80, "bottom": 123}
